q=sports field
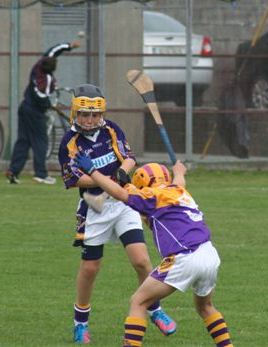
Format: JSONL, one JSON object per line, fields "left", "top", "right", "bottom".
{"left": 0, "top": 169, "right": 267, "bottom": 347}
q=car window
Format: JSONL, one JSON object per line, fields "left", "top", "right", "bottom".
{"left": 143, "top": 11, "right": 185, "bottom": 33}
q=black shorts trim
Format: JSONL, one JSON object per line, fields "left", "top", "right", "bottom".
{"left": 80, "top": 229, "right": 145, "bottom": 259}
{"left": 81, "top": 244, "right": 104, "bottom": 260}
{"left": 120, "top": 229, "right": 145, "bottom": 247}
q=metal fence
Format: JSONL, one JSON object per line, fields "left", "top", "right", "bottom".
{"left": 0, "top": 0, "right": 268, "bottom": 167}
{"left": 0, "top": 0, "right": 151, "bottom": 9}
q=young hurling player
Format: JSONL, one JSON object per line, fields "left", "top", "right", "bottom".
{"left": 74, "top": 154, "right": 234, "bottom": 347}
{"left": 58, "top": 84, "right": 176, "bottom": 344}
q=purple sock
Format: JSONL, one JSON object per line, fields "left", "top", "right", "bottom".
{"left": 74, "top": 304, "right": 91, "bottom": 324}
{"left": 148, "top": 301, "right": 160, "bottom": 312}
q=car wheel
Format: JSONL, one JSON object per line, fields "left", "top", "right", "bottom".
{"left": 251, "top": 76, "right": 268, "bottom": 109}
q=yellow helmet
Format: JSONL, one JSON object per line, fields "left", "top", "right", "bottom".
{"left": 132, "top": 163, "right": 171, "bottom": 189}
{"left": 69, "top": 84, "right": 106, "bottom": 123}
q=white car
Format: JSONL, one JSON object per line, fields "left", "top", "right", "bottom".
{"left": 143, "top": 11, "right": 213, "bottom": 106}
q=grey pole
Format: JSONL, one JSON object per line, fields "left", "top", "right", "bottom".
{"left": 185, "top": 0, "right": 193, "bottom": 161}
{"left": 98, "top": 3, "right": 105, "bottom": 94}
{"left": 9, "top": 0, "right": 20, "bottom": 156}
{"left": 86, "top": 1, "right": 91, "bottom": 83}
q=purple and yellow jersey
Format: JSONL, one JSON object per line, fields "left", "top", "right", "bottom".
{"left": 125, "top": 184, "right": 210, "bottom": 257}
{"left": 58, "top": 119, "right": 135, "bottom": 195}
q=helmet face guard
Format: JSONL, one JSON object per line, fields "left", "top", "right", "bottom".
{"left": 70, "top": 84, "right": 107, "bottom": 136}
{"left": 132, "top": 163, "right": 171, "bottom": 189}
{"left": 73, "top": 114, "right": 105, "bottom": 136}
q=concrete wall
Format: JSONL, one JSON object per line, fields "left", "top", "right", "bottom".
{"left": 104, "top": 1, "right": 144, "bottom": 156}
{"left": 83, "top": 1, "right": 145, "bottom": 155}
{"left": 20, "top": 4, "right": 43, "bottom": 94}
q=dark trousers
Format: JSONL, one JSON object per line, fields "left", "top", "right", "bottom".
{"left": 9, "top": 102, "right": 48, "bottom": 178}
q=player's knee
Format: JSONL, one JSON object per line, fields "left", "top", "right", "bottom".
{"left": 129, "top": 291, "right": 142, "bottom": 308}
{"left": 132, "top": 255, "right": 152, "bottom": 275}
{"left": 129, "top": 291, "right": 149, "bottom": 313}
{"left": 80, "top": 259, "right": 101, "bottom": 278}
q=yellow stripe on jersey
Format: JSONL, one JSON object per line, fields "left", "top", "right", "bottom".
{"left": 154, "top": 186, "right": 196, "bottom": 209}
{"left": 126, "top": 184, "right": 154, "bottom": 198}
{"left": 126, "top": 182, "right": 199, "bottom": 213}
{"left": 153, "top": 186, "right": 185, "bottom": 209}
{"left": 129, "top": 184, "right": 195, "bottom": 207}
{"left": 67, "top": 133, "right": 79, "bottom": 158}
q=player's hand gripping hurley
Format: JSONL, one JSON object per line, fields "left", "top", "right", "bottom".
{"left": 127, "top": 70, "right": 177, "bottom": 164}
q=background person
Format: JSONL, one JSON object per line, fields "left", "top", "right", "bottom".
{"left": 58, "top": 84, "right": 176, "bottom": 344}
{"left": 5, "top": 40, "right": 80, "bottom": 184}
{"left": 74, "top": 155, "right": 234, "bottom": 347}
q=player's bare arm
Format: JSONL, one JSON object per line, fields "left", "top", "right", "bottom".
{"left": 119, "top": 157, "right": 136, "bottom": 173}
{"left": 76, "top": 173, "right": 99, "bottom": 188}
{"left": 172, "top": 160, "right": 186, "bottom": 187}
{"left": 91, "top": 170, "right": 129, "bottom": 202}
{"left": 74, "top": 152, "right": 129, "bottom": 201}
{"left": 70, "top": 40, "right": 81, "bottom": 49}
{"left": 76, "top": 157, "right": 135, "bottom": 189}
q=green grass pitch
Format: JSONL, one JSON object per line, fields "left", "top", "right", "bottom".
{"left": 0, "top": 169, "right": 267, "bottom": 347}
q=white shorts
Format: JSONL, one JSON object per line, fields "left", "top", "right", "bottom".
{"left": 150, "top": 241, "right": 221, "bottom": 297}
{"left": 84, "top": 197, "right": 143, "bottom": 246}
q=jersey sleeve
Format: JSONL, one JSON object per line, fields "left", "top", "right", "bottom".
{"left": 58, "top": 134, "right": 84, "bottom": 189}
{"left": 125, "top": 185, "right": 156, "bottom": 215}
{"left": 43, "top": 42, "right": 72, "bottom": 58}
{"left": 32, "top": 70, "right": 54, "bottom": 106}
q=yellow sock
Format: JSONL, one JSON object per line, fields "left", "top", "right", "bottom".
{"left": 123, "top": 316, "right": 147, "bottom": 347}
{"left": 205, "top": 312, "right": 233, "bottom": 347}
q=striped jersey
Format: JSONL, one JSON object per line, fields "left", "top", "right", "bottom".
{"left": 125, "top": 183, "right": 211, "bottom": 257}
